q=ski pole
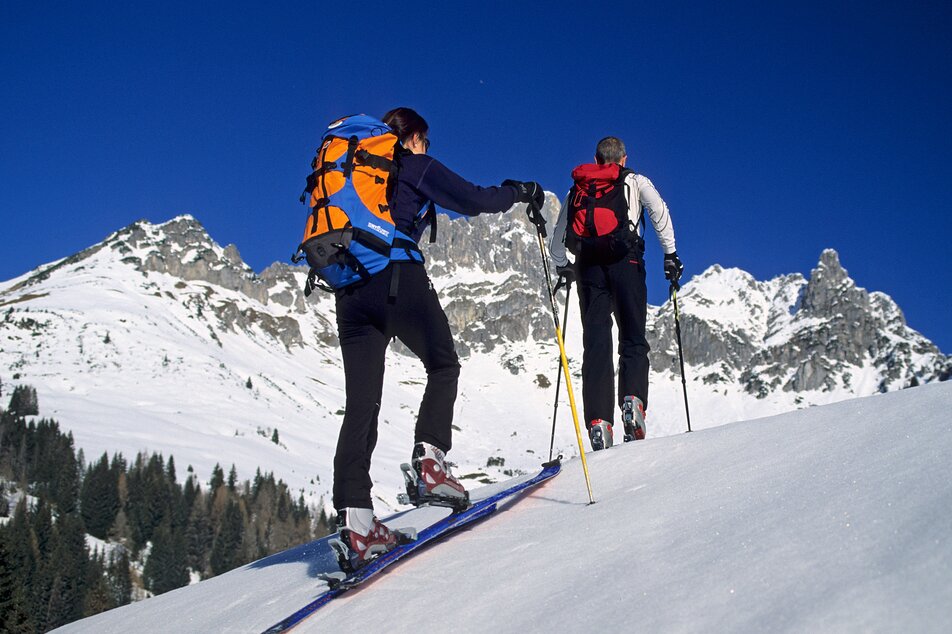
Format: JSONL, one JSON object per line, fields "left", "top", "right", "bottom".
{"left": 548, "top": 277, "right": 572, "bottom": 462}
{"left": 670, "top": 282, "right": 692, "bottom": 433}
{"left": 526, "top": 201, "right": 595, "bottom": 504}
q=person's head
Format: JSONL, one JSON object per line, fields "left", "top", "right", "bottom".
{"left": 383, "top": 107, "right": 429, "bottom": 154}
{"left": 595, "top": 136, "right": 627, "bottom": 166}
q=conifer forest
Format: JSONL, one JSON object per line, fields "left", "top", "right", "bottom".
{"left": 0, "top": 386, "right": 334, "bottom": 632}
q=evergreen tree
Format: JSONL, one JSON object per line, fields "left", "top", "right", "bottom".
{"left": 3, "top": 583, "right": 34, "bottom": 633}
{"left": 83, "top": 549, "right": 115, "bottom": 617}
{"left": 210, "top": 499, "right": 244, "bottom": 575}
{"left": 166, "top": 455, "right": 178, "bottom": 485}
{"left": 0, "top": 529, "right": 16, "bottom": 623}
{"left": 43, "top": 512, "right": 88, "bottom": 629}
{"left": 107, "top": 549, "right": 132, "bottom": 607}
{"left": 5, "top": 499, "right": 35, "bottom": 589}
{"left": 183, "top": 474, "right": 199, "bottom": 512}
{"left": 126, "top": 452, "right": 173, "bottom": 548}
{"left": 185, "top": 491, "right": 213, "bottom": 576}
{"left": 7, "top": 386, "right": 38, "bottom": 416}
{"left": 31, "top": 498, "right": 54, "bottom": 560}
{"left": 210, "top": 463, "right": 225, "bottom": 491}
{"left": 271, "top": 428, "right": 279, "bottom": 445}
{"left": 227, "top": 464, "right": 238, "bottom": 491}
{"left": 143, "top": 519, "right": 189, "bottom": 595}
{"left": 81, "top": 452, "right": 120, "bottom": 539}
{"left": 52, "top": 431, "right": 81, "bottom": 514}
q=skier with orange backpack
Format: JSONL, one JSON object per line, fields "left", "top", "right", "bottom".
{"left": 296, "top": 108, "right": 544, "bottom": 570}
{"left": 549, "top": 136, "right": 683, "bottom": 451}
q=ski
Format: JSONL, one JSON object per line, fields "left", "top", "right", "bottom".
{"left": 261, "top": 459, "right": 561, "bottom": 633}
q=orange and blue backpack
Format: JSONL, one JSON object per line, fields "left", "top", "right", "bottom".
{"left": 294, "top": 114, "right": 435, "bottom": 294}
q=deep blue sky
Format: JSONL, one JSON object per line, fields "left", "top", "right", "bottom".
{"left": 2, "top": 1, "right": 950, "bottom": 351}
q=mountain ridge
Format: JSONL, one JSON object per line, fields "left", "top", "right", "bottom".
{"left": 1, "top": 212, "right": 947, "bottom": 509}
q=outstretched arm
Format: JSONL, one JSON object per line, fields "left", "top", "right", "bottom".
{"left": 414, "top": 158, "right": 519, "bottom": 216}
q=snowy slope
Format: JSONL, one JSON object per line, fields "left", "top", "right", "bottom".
{"left": 58, "top": 382, "right": 952, "bottom": 633}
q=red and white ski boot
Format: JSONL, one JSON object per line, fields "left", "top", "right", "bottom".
{"left": 329, "top": 508, "right": 413, "bottom": 572}
{"left": 589, "top": 419, "right": 614, "bottom": 451}
{"left": 398, "top": 442, "right": 469, "bottom": 511}
{"left": 622, "top": 395, "right": 646, "bottom": 441}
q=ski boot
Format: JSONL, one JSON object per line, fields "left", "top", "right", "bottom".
{"left": 397, "top": 442, "right": 470, "bottom": 511}
{"left": 622, "top": 395, "right": 646, "bottom": 442}
{"left": 328, "top": 508, "right": 415, "bottom": 573}
{"left": 589, "top": 419, "right": 614, "bottom": 451}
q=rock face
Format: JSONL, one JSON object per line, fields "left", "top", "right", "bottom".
{"left": 647, "top": 250, "right": 949, "bottom": 398}
{"left": 421, "top": 195, "right": 560, "bottom": 353}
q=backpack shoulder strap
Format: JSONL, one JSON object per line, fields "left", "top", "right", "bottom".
{"left": 618, "top": 168, "right": 644, "bottom": 234}
{"left": 565, "top": 183, "right": 581, "bottom": 233}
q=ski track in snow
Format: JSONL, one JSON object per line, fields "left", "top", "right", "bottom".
{"left": 57, "top": 382, "right": 952, "bottom": 633}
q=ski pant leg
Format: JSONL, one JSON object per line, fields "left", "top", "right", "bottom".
{"left": 332, "top": 280, "right": 389, "bottom": 511}
{"left": 389, "top": 263, "right": 461, "bottom": 453}
{"left": 578, "top": 263, "right": 616, "bottom": 426}
{"left": 608, "top": 246, "right": 650, "bottom": 410}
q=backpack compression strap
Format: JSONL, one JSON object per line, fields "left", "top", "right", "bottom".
{"left": 585, "top": 183, "right": 598, "bottom": 237}
{"left": 341, "top": 136, "right": 360, "bottom": 179}
{"left": 354, "top": 149, "right": 396, "bottom": 175}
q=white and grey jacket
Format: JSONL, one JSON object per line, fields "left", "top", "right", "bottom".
{"left": 548, "top": 171, "right": 677, "bottom": 268}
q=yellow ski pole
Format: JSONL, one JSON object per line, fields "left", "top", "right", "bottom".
{"left": 526, "top": 199, "right": 595, "bottom": 504}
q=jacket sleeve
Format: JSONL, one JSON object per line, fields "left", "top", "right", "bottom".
{"left": 629, "top": 173, "right": 677, "bottom": 254}
{"left": 548, "top": 192, "right": 571, "bottom": 268}
{"left": 413, "top": 157, "right": 519, "bottom": 216}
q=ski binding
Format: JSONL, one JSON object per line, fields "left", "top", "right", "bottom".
{"left": 397, "top": 462, "right": 470, "bottom": 511}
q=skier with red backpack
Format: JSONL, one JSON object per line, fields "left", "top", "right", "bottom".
{"left": 549, "top": 136, "right": 683, "bottom": 451}
{"left": 296, "top": 108, "right": 544, "bottom": 570}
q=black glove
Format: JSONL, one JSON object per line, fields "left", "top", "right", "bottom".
{"left": 664, "top": 252, "right": 684, "bottom": 284}
{"left": 503, "top": 179, "right": 546, "bottom": 211}
{"left": 556, "top": 263, "right": 577, "bottom": 285}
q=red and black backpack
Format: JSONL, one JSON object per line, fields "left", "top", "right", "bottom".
{"left": 565, "top": 163, "right": 641, "bottom": 263}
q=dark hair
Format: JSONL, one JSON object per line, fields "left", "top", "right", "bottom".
{"left": 595, "top": 136, "right": 627, "bottom": 165}
{"left": 382, "top": 107, "right": 429, "bottom": 144}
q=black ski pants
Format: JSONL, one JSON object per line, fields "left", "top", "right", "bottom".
{"left": 332, "top": 262, "right": 460, "bottom": 510}
{"left": 577, "top": 244, "right": 650, "bottom": 427}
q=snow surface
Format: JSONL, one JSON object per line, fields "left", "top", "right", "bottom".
{"left": 57, "top": 381, "right": 952, "bottom": 633}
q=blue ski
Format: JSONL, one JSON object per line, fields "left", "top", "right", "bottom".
{"left": 261, "top": 459, "right": 561, "bottom": 633}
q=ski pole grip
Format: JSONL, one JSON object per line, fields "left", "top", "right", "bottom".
{"left": 526, "top": 201, "right": 547, "bottom": 238}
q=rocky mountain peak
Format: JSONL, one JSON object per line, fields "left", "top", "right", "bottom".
{"left": 800, "top": 248, "right": 859, "bottom": 316}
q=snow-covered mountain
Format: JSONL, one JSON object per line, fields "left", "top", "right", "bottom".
{"left": 59, "top": 381, "right": 952, "bottom": 632}
{"left": 1, "top": 209, "right": 947, "bottom": 510}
